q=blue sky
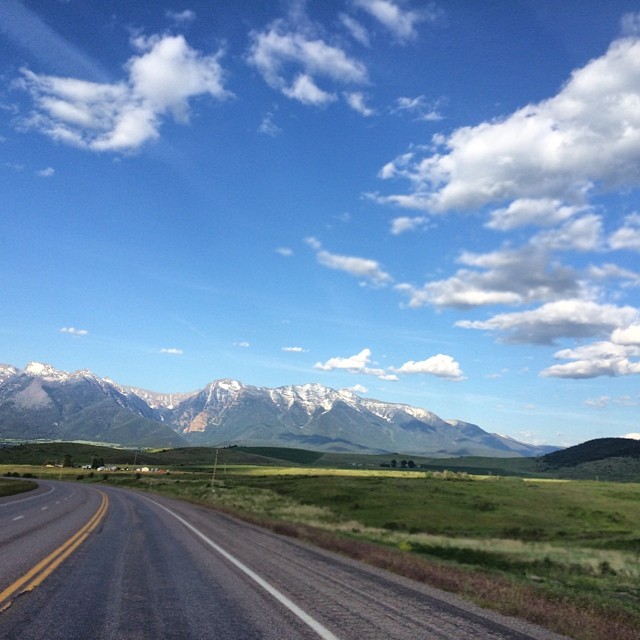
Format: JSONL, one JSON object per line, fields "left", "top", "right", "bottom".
{"left": 2, "top": 1, "right": 640, "bottom": 447}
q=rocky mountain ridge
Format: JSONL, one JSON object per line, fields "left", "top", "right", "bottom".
{"left": 0, "top": 362, "right": 558, "bottom": 456}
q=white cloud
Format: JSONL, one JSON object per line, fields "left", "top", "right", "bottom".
{"left": 234, "top": 341, "right": 250, "bottom": 348}
{"left": 531, "top": 214, "right": 603, "bottom": 252}
{"left": 247, "top": 18, "right": 367, "bottom": 106}
{"left": 60, "top": 326, "right": 88, "bottom": 336}
{"left": 37, "top": 166, "right": 55, "bottom": 177}
{"left": 612, "top": 323, "right": 640, "bottom": 345}
{"left": 457, "top": 299, "right": 639, "bottom": 345}
{"left": 306, "top": 237, "right": 392, "bottom": 286}
{"left": 166, "top": 9, "right": 196, "bottom": 24}
{"left": 390, "top": 215, "right": 428, "bottom": 235}
{"left": 584, "top": 396, "right": 611, "bottom": 408}
{"left": 275, "top": 246, "right": 293, "bottom": 257}
{"left": 609, "top": 213, "right": 640, "bottom": 251}
{"left": 339, "top": 13, "right": 370, "bottom": 46}
{"left": 375, "top": 36, "right": 640, "bottom": 213}
{"left": 486, "top": 198, "right": 588, "bottom": 231}
{"left": 160, "top": 347, "right": 183, "bottom": 355}
{"left": 284, "top": 73, "right": 336, "bottom": 105}
{"left": 348, "top": 384, "right": 369, "bottom": 394}
{"left": 345, "top": 91, "right": 375, "bottom": 116}
{"left": 315, "top": 348, "right": 463, "bottom": 381}
{"left": 588, "top": 263, "right": 640, "bottom": 287}
{"left": 541, "top": 341, "right": 640, "bottom": 378}
{"left": 314, "top": 348, "right": 391, "bottom": 379}
{"left": 393, "top": 95, "right": 445, "bottom": 121}
{"left": 392, "top": 354, "right": 465, "bottom": 380}
{"left": 353, "top": 0, "right": 434, "bottom": 42}
{"left": 282, "top": 346, "right": 306, "bottom": 352}
{"left": 397, "top": 245, "right": 578, "bottom": 309}
{"left": 258, "top": 111, "right": 282, "bottom": 136}
{"left": 19, "top": 34, "right": 230, "bottom": 152}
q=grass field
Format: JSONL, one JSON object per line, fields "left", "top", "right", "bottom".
{"left": 3, "top": 442, "right": 640, "bottom": 639}
{"left": 0, "top": 477, "right": 38, "bottom": 497}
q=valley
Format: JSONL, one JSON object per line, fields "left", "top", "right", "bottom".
{"left": 2, "top": 440, "right": 640, "bottom": 640}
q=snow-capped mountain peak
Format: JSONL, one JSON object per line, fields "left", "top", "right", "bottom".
{"left": 0, "top": 364, "right": 19, "bottom": 383}
{"left": 25, "top": 362, "right": 70, "bottom": 381}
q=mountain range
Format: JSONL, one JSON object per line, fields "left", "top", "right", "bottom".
{"left": 0, "top": 362, "right": 558, "bottom": 457}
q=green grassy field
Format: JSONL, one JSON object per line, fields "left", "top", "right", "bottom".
{"left": 0, "top": 477, "right": 38, "bottom": 497}
{"left": 3, "top": 442, "right": 640, "bottom": 639}
{"left": 94, "top": 466, "right": 640, "bottom": 640}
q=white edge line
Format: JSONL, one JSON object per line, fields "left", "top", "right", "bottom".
{"left": 147, "top": 497, "right": 340, "bottom": 640}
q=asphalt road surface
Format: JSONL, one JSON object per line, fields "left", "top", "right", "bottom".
{"left": 0, "top": 481, "right": 572, "bottom": 640}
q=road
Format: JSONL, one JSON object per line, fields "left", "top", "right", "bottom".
{"left": 0, "top": 481, "right": 571, "bottom": 640}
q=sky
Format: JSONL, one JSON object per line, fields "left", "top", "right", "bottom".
{"left": 1, "top": 0, "right": 640, "bottom": 448}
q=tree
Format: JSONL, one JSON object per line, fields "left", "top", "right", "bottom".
{"left": 62, "top": 454, "right": 73, "bottom": 468}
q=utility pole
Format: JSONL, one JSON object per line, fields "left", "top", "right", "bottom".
{"left": 210, "top": 448, "right": 219, "bottom": 493}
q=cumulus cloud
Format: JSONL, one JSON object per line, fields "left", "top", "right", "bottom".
{"left": 160, "top": 347, "right": 183, "bottom": 355}
{"left": 18, "top": 34, "right": 230, "bottom": 152}
{"left": 60, "top": 326, "right": 88, "bottom": 336}
{"left": 353, "top": 0, "right": 435, "bottom": 42}
{"left": 282, "top": 346, "right": 306, "bottom": 352}
{"left": 456, "top": 299, "right": 639, "bottom": 345}
{"left": 391, "top": 354, "right": 465, "bottom": 380}
{"left": 314, "top": 348, "right": 395, "bottom": 379}
{"left": 541, "top": 341, "right": 640, "bottom": 378}
{"left": 390, "top": 215, "right": 428, "bottom": 235}
{"left": 247, "top": 16, "right": 367, "bottom": 107}
{"left": 37, "top": 166, "right": 55, "bottom": 177}
{"left": 486, "top": 199, "right": 589, "bottom": 231}
{"left": 275, "top": 246, "right": 293, "bottom": 257}
{"left": 609, "top": 212, "right": 640, "bottom": 251}
{"left": 375, "top": 36, "right": 640, "bottom": 213}
{"left": 396, "top": 245, "right": 579, "bottom": 309}
{"left": 315, "top": 348, "right": 463, "bottom": 381}
{"left": 531, "top": 214, "right": 603, "bottom": 252}
{"left": 612, "top": 323, "right": 640, "bottom": 345}
{"left": 306, "top": 237, "right": 392, "bottom": 286}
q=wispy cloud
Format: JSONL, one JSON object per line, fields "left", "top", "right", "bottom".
{"left": 306, "top": 237, "right": 392, "bottom": 287}
{"left": 166, "top": 9, "right": 196, "bottom": 24}
{"left": 247, "top": 11, "right": 367, "bottom": 107}
{"left": 353, "top": 0, "right": 437, "bottom": 43}
{"left": 258, "top": 111, "right": 282, "bottom": 136}
{"left": 60, "top": 326, "right": 88, "bottom": 336}
{"left": 160, "top": 347, "right": 183, "bottom": 355}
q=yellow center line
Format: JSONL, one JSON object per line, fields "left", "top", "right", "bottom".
{"left": 0, "top": 491, "right": 109, "bottom": 611}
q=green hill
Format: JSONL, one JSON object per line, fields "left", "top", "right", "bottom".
{"left": 543, "top": 438, "right": 640, "bottom": 467}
